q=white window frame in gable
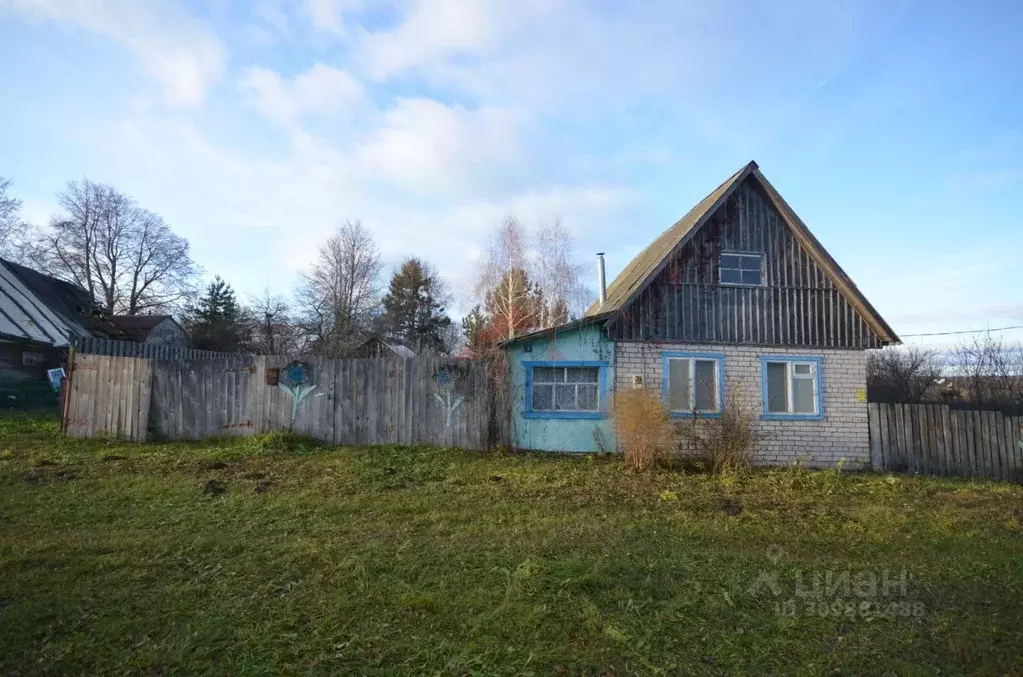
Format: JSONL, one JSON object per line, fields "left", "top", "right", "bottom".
{"left": 719, "top": 251, "right": 763, "bottom": 287}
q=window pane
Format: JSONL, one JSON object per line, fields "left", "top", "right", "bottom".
{"left": 577, "top": 384, "right": 598, "bottom": 410}
{"left": 694, "top": 359, "right": 718, "bottom": 411}
{"left": 739, "top": 255, "right": 762, "bottom": 271}
{"left": 720, "top": 269, "right": 742, "bottom": 284}
{"left": 793, "top": 363, "right": 812, "bottom": 376}
{"left": 667, "top": 358, "right": 691, "bottom": 411}
{"left": 533, "top": 367, "right": 559, "bottom": 383}
{"left": 740, "top": 270, "right": 761, "bottom": 285}
{"left": 766, "top": 362, "right": 789, "bottom": 413}
{"left": 720, "top": 254, "right": 740, "bottom": 269}
{"left": 565, "top": 366, "right": 599, "bottom": 383}
{"left": 532, "top": 384, "right": 553, "bottom": 410}
{"left": 793, "top": 377, "right": 816, "bottom": 413}
{"left": 554, "top": 384, "right": 577, "bottom": 410}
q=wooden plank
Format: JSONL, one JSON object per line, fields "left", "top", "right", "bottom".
{"left": 966, "top": 410, "right": 979, "bottom": 478}
{"left": 930, "top": 405, "right": 942, "bottom": 476}
{"left": 985, "top": 410, "right": 998, "bottom": 481}
{"left": 937, "top": 405, "right": 950, "bottom": 476}
{"left": 136, "top": 358, "right": 153, "bottom": 442}
{"left": 918, "top": 405, "right": 932, "bottom": 476}
{"left": 978, "top": 410, "right": 992, "bottom": 480}
{"left": 878, "top": 403, "right": 891, "bottom": 470}
{"left": 1013, "top": 417, "right": 1023, "bottom": 483}
{"left": 995, "top": 412, "right": 1008, "bottom": 482}
{"left": 1003, "top": 415, "right": 1016, "bottom": 484}
{"left": 948, "top": 409, "right": 961, "bottom": 477}
{"left": 868, "top": 403, "right": 881, "bottom": 470}
{"left": 122, "top": 357, "right": 135, "bottom": 441}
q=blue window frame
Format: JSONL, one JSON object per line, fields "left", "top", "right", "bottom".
{"left": 524, "top": 361, "right": 608, "bottom": 419}
{"left": 661, "top": 351, "right": 725, "bottom": 417}
{"left": 760, "top": 355, "right": 824, "bottom": 420}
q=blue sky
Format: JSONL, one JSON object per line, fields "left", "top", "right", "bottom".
{"left": 1, "top": 0, "right": 1021, "bottom": 346}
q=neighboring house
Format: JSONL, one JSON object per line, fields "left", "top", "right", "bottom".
{"left": 502, "top": 161, "right": 900, "bottom": 466}
{"left": 346, "top": 335, "right": 417, "bottom": 359}
{"left": 0, "top": 259, "right": 112, "bottom": 395}
{"left": 109, "top": 315, "right": 187, "bottom": 348}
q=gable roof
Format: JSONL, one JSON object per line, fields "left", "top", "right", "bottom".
{"left": 110, "top": 315, "right": 181, "bottom": 342}
{"left": 0, "top": 259, "right": 114, "bottom": 347}
{"left": 585, "top": 161, "right": 899, "bottom": 345}
{"left": 352, "top": 335, "right": 417, "bottom": 358}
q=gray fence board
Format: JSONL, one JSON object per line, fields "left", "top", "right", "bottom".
{"left": 869, "top": 403, "right": 1021, "bottom": 483}
{"left": 66, "top": 352, "right": 505, "bottom": 450}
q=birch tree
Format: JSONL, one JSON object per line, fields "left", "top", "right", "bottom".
{"left": 533, "top": 217, "right": 590, "bottom": 328}
{"left": 471, "top": 215, "right": 591, "bottom": 343}
{"left": 473, "top": 216, "right": 540, "bottom": 341}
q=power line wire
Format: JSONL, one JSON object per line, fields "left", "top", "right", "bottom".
{"left": 901, "top": 324, "right": 1023, "bottom": 338}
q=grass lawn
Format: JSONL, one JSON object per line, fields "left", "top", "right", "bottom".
{"left": 1, "top": 415, "right": 1022, "bottom": 676}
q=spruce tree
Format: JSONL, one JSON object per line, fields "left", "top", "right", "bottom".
{"left": 185, "top": 276, "right": 248, "bottom": 351}
{"left": 380, "top": 258, "right": 452, "bottom": 354}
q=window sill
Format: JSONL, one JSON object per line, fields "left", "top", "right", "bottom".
{"left": 761, "top": 412, "right": 825, "bottom": 421}
{"left": 669, "top": 411, "right": 723, "bottom": 419}
{"left": 523, "top": 411, "right": 607, "bottom": 420}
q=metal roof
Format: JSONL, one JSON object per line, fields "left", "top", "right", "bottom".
{"left": 0, "top": 260, "right": 91, "bottom": 347}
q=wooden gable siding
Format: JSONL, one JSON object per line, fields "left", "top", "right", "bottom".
{"left": 609, "top": 178, "right": 881, "bottom": 348}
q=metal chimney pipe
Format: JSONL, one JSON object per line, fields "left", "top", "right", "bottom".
{"left": 596, "top": 253, "right": 607, "bottom": 307}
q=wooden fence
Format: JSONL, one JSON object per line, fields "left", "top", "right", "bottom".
{"left": 73, "top": 336, "right": 231, "bottom": 360}
{"left": 63, "top": 353, "right": 505, "bottom": 450}
{"left": 868, "top": 403, "right": 1023, "bottom": 482}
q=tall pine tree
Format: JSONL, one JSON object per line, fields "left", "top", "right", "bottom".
{"left": 185, "top": 276, "right": 248, "bottom": 351}
{"left": 380, "top": 258, "right": 452, "bottom": 354}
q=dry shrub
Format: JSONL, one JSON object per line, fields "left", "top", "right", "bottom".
{"left": 611, "top": 389, "right": 675, "bottom": 471}
{"left": 676, "top": 397, "right": 761, "bottom": 474}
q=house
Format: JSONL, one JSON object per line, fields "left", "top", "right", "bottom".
{"left": 502, "top": 161, "right": 899, "bottom": 466}
{"left": 346, "top": 335, "right": 417, "bottom": 359}
{"left": 109, "top": 315, "right": 187, "bottom": 348}
{"left": 0, "top": 259, "right": 114, "bottom": 405}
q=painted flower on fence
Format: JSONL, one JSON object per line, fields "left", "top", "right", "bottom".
{"left": 279, "top": 361, "right": 316, "bottom": 426}
{"left": 282, "top": 361, "right": 311, "bottom": 386}
{"left": 433, "top": 364, "right": 466, "bottom": 427}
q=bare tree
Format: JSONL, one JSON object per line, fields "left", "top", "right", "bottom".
{"left": 246, "top": 285, "right": 300, "bottom": 355}
{"left": 532, "top": 217, "right": 592, "bottom": 328}
{"left": 866, "top": 345, "right": 943, "bottom": 403}
{"left": 0, "top": 177, "right": 29, "bottom": 261}
{"left": 33, "top": 179, "right": 196, "bottom": 314}
{"left": 297, "top": 219, "right": 382, "bottom": 356}
{"left": 472, "top": 216, "right": 540, "bottom": 341}
{"left": 949, "top": 333, "right": 1023, "bottom": 408}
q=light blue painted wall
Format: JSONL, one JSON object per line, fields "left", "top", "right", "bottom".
{"left": 505, "top": 324, "right": 615, "bottom": 453}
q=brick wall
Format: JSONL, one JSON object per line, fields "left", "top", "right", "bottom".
{"left": 614, "top": 342, "right": 869, "bottom": 468}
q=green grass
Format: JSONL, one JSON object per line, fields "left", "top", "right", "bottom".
{"left": 1, "top": 414, "right": 1022, "bottom": 676}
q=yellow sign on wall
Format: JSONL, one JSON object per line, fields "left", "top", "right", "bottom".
{"left": 856, "top": 389, "right": 867, "bottom": 402}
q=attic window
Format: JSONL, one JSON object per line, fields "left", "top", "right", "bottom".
{"left": 720, "top": 252, "right": 762, "bottom": 286}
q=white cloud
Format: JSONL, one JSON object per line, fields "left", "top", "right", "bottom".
{"left": 1, "top": 0, "right": 226, "bottom": 107}
{"left": 359, "top": 0, "right": 546, "bottom": 79}
{"left": 305, "top": 0, "right": 360, "bottom": 34}
{"left": 240, "top": 63, "right": 367, "bottom": 124}
{"left": 353, "top": 98, "right": 525, "bottom": 197}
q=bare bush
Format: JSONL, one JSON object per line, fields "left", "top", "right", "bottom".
{"left": 866, "top": 345, "right": 943, "bottom": 403}
{"left": 611, "top": 389, "right": 675, "bottom": 471}
{"left": 676, "top": 397, "right": 762, "bottom": 474}
{"left": 948, "top": 333, "right": 1023, "bottom": 409}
